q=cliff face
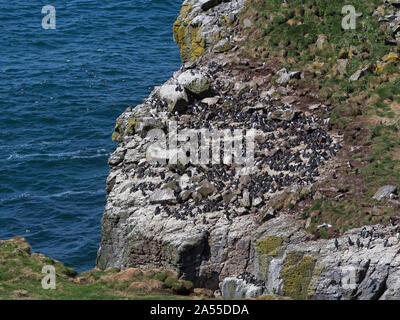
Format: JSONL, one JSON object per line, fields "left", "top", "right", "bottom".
{"left": 172, "top": 0, "right": 246, "bottom": 62}
{"left": 97, "top": 0, "right": 400, "bottom": 300}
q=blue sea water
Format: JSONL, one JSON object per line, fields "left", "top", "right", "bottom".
{"left": 0, "top": 0, "right": 181, "bottom": 272}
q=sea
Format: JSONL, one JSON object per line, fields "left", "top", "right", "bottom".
{"left": 0, "top": 0, "right": 182, "bottom": 272}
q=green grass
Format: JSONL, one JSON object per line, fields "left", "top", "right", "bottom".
{"left": 240, "top": 0, "right": 400, "bottom": 236}
{"left": 241, "top": 0, "right": 399, "bottom": 114}
{"left": 362, "top": 124, "right": 400, "bottom": 187}
{"left": 0, "top": 237, "right": 201, "bottom": 300}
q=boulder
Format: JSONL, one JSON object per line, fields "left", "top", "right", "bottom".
{"left": 269, "top": 108, "right": 298, "bottom": 121}
{"left": 373, "top": 185, "right": 398, "bottom": 201}
{"left": 149, "top": 188, "right": 177, "bottom": 205}
{"left": 214, "top": 39, "right": 233, "bottom": 53}
{"left": 201, "top": 96, "right": 220, "bottom": 106}
{"left": 177, "top": 69, "right": 211, "bottom": 95}
{"left": 197, "top": 182, "right": 216, "bottom": 197}
{"left": 158, "top": 82, "right": 189, "bottom": 113}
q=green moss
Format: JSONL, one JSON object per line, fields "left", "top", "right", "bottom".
{"left": 281, "top": 252, "right": 316, "bottom": 300}
{"left": 163, "top": 277, "right": 193, "bottom": 294}
{"left": 255, "top": 236, "right": 284, "bottom": 256}
{"left": 153, "top": 271, "right": 168, "bottom": 282}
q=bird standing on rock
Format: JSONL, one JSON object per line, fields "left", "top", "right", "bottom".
{"left": 384, "top": 239, "right": 389, "bottom": 248}
{"left": 335, "top": 238, "right": 339, "bottom": 250}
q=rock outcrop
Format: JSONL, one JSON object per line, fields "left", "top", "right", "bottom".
{"left": 97, "top": 0, "right": 400, "bottom": 300}
{"left": 173, "top": 0, "right": 246, "bottom": 62}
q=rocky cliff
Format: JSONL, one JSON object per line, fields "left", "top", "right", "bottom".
{"left": 97, "top": 0, "right": 400, "bottom": 300}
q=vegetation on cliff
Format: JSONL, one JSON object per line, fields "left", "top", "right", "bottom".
{"left": 239, "top": 0, "right": 400, "bottom": 237}
{"left": 0, "top": 237, "right": 212, "bottom": 300}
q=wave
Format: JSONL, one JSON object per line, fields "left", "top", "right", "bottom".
{"left": 0, "top": 189, "right": 104, "bottom": 203}
{"left": 6, "top": 148, "right": 109, "bottom": 161}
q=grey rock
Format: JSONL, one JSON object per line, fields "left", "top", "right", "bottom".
{"left": 180, "top": 190, "right": 192, "bottom": 201}
{"left": 158, "top": 81, "right": 189, "bottom": 113}
{"left": 270, "top": 108, "right": 298, "bottom": 121}
{"left": 373, "top": 185, "right": 397, "bottom": 201}
{"left": 252, "top": 197, "right": 263, "bottom": 207}
{"left": 173, "top": 0, "right": 246, "bottom": 62}
{"left": 214, "top": 39, "right": 233, "bottom": 53}
{"left": 177, "top": 69, "right": 211, "bottom": 95}
{"left": 241, "top": 190, "right": 252, "bottom": 208}
{"left": 149, "top": 188, "right": 177, "bottom": 205}
{"left": 135, "top": 117, "right": 164, "bottom": 134}
{"left": 349, "top": 66, "right": 369, "bottom": 82}
{"left": 221, "top": 278, "right": 263, "bottom": 299}
{"left": 201, "top": 96, "right": 220, "bottom": 106}
{"left": 243, "top": 18, "right": 253, "bottom": 28}
{"left": 349, "top": 70, "right": 363, "bottom": 82}
{"left": 197, "top": 182, "right": 216, "bottom": 197}
{"left": 222, "top": 189, "right": 234, "bottom": 202}
{"left": 260, "top": 207, "right": 275, "bottom": 222}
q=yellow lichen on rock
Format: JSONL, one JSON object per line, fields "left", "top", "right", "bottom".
{"left": 111, "top": 117, "right": 137, "bottom": 142}
{"left": 255, "top": 236, "right": 284, "bottom": 256}
{"left": 281, "top": 252, "right": 316, "bottom": 300}
{"left": 173, "top": 3, "right": 205, "bottom": 62}
{"left": 173, "top": 22, "right": 205, "bottom": 62}
{"left": 375, "top": 52, "right": 399, "bottom": 73}
{"left": 189, "top": 26, "right": 205, "bottom": 60}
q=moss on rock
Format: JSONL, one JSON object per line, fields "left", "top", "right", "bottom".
{"left": 255, "top": 236, "right": 284, "bottom": 256}
{"left": 281, "top": 252, "right": 316, "bottom": 300}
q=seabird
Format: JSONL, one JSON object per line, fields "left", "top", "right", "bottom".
{"left": 348, "top": 237, "right": 354, "bottom": 246}
{"left": 334, "top": 238, "right": 339, "bottom": 250}
{"left": 384, "top": 239, "right": 389, "bottom": 248}
{"left": 347, "top": 161, "right": 353, "bottom": 169}
{"left": 367, "top": 238, "right": 371, "bottom": 249}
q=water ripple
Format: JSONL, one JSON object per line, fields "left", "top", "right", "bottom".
{"left": 0, "top": 0, "right": 181, "bottom": 272}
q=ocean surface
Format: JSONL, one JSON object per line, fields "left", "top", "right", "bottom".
{"left": 0, "top": 0, "right": 181, "bottom": 272}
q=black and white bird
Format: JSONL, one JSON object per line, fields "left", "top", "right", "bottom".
{"left": 334, "top": 238, "right": 339, "bottom": 250}
{"left": 348, "top": 237, "right": 354, "bottom": 246}
{"left": 384, "top": 239, "right": 389, "bottom": 248}
{"left": 361, "top": 227, "right": 367, "bottom": 238}
{"left": 347, "top": 161, "right": 353, "bottom": 169}
{"left": 367, "top": 238, "right": 372, "bottom": 249}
